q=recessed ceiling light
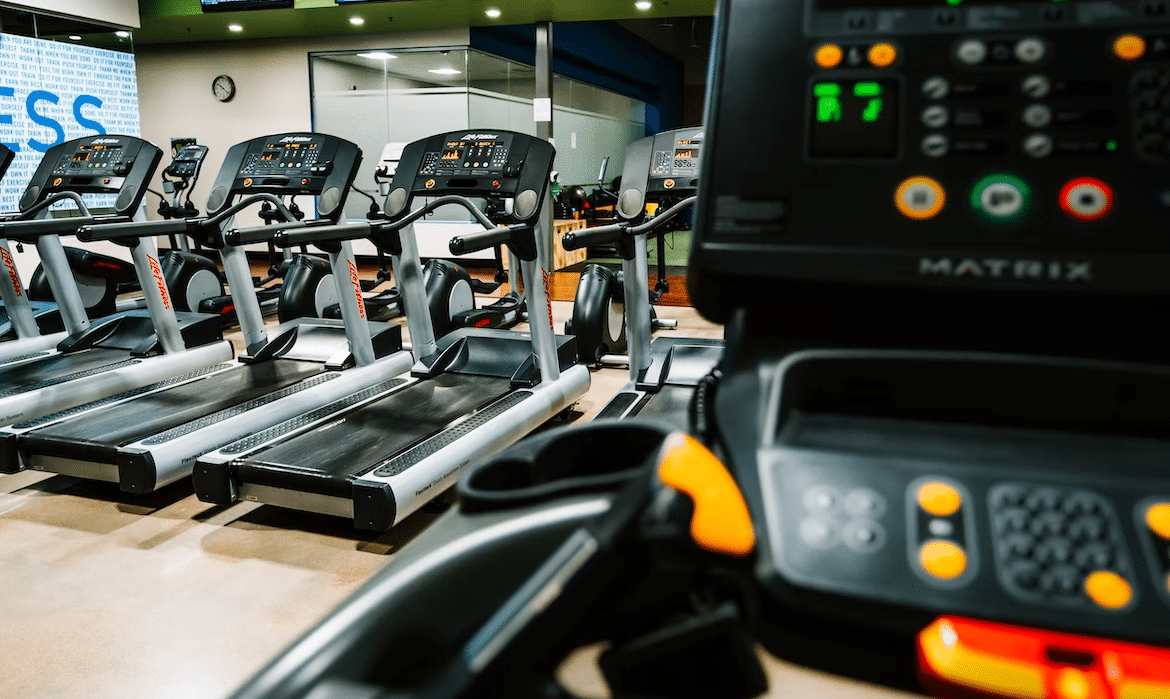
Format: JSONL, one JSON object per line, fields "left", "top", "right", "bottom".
{"left": 357, "top": 52, "right": 397, "bottom": 60}
{"left": 635, "top": 0, "right": 652, "bottom": 9}
{"left": 485, "top": 8, "right": 502, "bottom": 18}
{"left": 349, "top": 16, "right": 365, "bottom": 25}
{"left": 428, "top": 68, "right": 463, "bottom": 75}
{"left": 228, "top": 24, "right": 243, "bottom": 32}
{"left": 115, "top": 30, "right": 130, "bottom": 38}
{"left": 69, "top": 35, "right": 82, "bottom": 41}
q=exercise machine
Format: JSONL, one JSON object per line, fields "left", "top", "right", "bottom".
{"left": 0, "top": 135, "right": 229, "bottom": 426}
{"left": 218, "top": 0, "right": 1170, "bottom": 697}
{"left": 563, "top": 128, "right": 722, "bottom": 429}
{"left": 192, "top": 129, "right": 590, "bottom": 531}
{"left": 0, "top": 133, "right": 411, "bottom": 494}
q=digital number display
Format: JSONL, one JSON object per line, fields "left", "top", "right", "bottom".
{"left": 441, "top": 149, "right": 463, "bottom": 161}
{"left": 264, "top": 142, "right": 318, "bottom": 150}
{"left": 676, "top": 150, "right": 695, "bottom": 159}
{"left": 809, "top": 79, "right": 899, "bottom": 158}
{"left": 72, "top": 152, "right": 90, "bottom": 162}
{"left": 78, "top": 144, "right": 120, "bottom": 151}
{"left": 260, "top": 151, "right": 279, "bottom": 161}
{"left": 677, "top": 139, "right": 701, "bottom": 146}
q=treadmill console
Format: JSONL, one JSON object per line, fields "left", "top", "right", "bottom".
{"left": 384, "top": 130, "right": 555, "bottom": 225}
{"left": 164, "top": 144, "right": 209, "bottom": 181}
{"left": 204, "top": 133, "right": 362, "bottom": 220}
{"left": 18, "top": 135, "right": 162, "bottom": 216}
{"left": 691, "top": 0, "right": 1170, "bottom": 317}
{"left": 615, "top": 127, "right": 705, "bottom": 220}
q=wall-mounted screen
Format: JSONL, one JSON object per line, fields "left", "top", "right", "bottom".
{"left": 200, "top": 0, "right": 293, "bottom": 12}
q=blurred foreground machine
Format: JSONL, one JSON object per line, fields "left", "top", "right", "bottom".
{"left": 220, "top": 0, "right": 1170, "bottom": 697}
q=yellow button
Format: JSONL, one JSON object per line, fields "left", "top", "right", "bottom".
{"left": 814, "top": 43, "right": 844, "bottom": 69}
{"left": 920, "top": 540, "right": 968, "bottom": 580}
{"left": 1146, "top": 502, "right": 1170, "bottom": 540}
{"left": 895, "top": 177, "right": 946, "bottom": 221}
{"left": 1114, "top": 34, "right": 1147, "bottom": 61}
{"left": 1084, "top": 570, "right": 1132, "bottom": 610}
{"left": 918, "top": 481, "right": 962, "bottom": 517}
{"left": 869, "top": 42, "right": 898, "bottom": 68}
{"left": 657, "top": 433, "right": 756, "bottom": 557}
{"left": 1055, "top": 668, "right": 1091, "bottom": 699}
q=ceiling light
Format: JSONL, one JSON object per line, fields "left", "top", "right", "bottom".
{"left": 635, "top": 0, "right": 652, "bottom": 9}
{"left": 228, "top": 24, "right": 243, "bottom": 32}
{"left": 428, "top": 68, "right": 462, "bottom": 75}
{"left": 357, "top": 52, "right": 396, "bottom": 60}
{"left": 68, "top": 35, "right": 82, "bottom": 41}
{"left": 349, "top": 16, "right": 365, "bottom": 25}
{"left": 115, "top": 30, "right": 130, "bottom": 38}
{"left": 485, "top": 8, "right": 501, "bottom": 18}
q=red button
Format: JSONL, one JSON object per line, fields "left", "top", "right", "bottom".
{"left": 302, "top": 179, "right": 309, "bottom": 185}
{"left": 1060, "top": 177, "right": 1113, "bottom": 221}
{"left": 492, "top": 180, "right": 500, "bottom": 188}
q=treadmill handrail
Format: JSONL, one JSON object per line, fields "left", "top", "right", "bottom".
{"left": 76, "top": 192, "right": 299, "bottom": 245}
{"left": 449, "top": 224, "right": 528, "bottom": 255}
{"left": 2, "top": 214, "right": 130, "bottom": 240}
{"left": 14, "top": 191, "right": 92, "bottom": 220}
{"left": 560, "top": 196, "right": 698, "bottom": 252}
{"left": 224, "top": 218, "right": 341, "bottom": 246}
{"left": 273, "top": 195, "right": 500, "bottom": 248}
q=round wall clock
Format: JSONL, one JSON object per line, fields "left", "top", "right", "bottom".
{"left": 212, "top": 74, "right": 236, "bottom": 102}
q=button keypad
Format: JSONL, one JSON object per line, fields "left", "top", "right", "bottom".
{"left": 990, "top": 484, "right": 1136, "bottom": 609}
{"left": 1132, "top": 68, "right": 1170, "bottom": 162}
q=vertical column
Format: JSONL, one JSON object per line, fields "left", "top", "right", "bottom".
{"left": 535, "top": 21, "right": 556, "bottom": 277}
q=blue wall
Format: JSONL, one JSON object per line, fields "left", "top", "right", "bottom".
{"left": 470, "top": 22, "right": 684, "bottom": 135}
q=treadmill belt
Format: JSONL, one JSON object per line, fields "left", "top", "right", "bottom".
{"left": 22, "top": 361, "right": 324, "bottom": 463}
{"left": 236, "top": 373, "right": 513, "bottom": 498}
{"left": 0, "top": 348, "right": 131, "bottom": 394}
{"left": 635, "top": 384, "right": 698, "bottom": 431}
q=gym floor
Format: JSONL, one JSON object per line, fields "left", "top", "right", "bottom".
{"left": 0, "top": 281, "right": 919, "bottom": 699}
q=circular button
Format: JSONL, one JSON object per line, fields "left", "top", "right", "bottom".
{"left": 919, "top": 540, "right": 968, "bottom": 580}
{"left": 957, "top": 39, "right": 987, "bottom": 65}
{"left": 922, "top": 76, "right": 950, "bottom": 100}
{"left": 1023, "top": 134, "right": 1053, "bottom": 158}
{"left": 1022, "top": 104, "right": 1052, "bottom": 128}
{"left": 814, "top": 43, "right": 844, "bottom": 69}
{"left": 1060, "top": 177, "right": 1114, "bottom": 221}
{"left": 1055, "top": 668, "right": 1091, "bottom": 699}
{"left": 1084, "top": 570, "right": 1133, "bottom": 609}
{"left": 1114, "top": 34, "right": 1147, "bottom": 61}
{"left": 918, "top": 481, "right": 962, "bottom": 517}
{"left": 803, "top": 485, "right": 840, "bottom": 514}
{"left": 928, "top": 519, "right": 955, "bottom": 537}
{"left": 845, "top": 488, "right": 886, "bottom": 518}
{"left": 1021, "top": 74, "right": 1051, "bottom": 99}
{"left": 922, "top": 105, "right": 950, "bottom": 129}
{"left": 800, "top": 517, "right": 838, "bottom": 549}
{"left": 869, "top": 42, "right": 898, "bottom": 68}
{"left": 1015, "top": 37, "right": 1046, "bottom": 63}
{"left": 842, "top": 519, "right": 886, "bottom": 554}
{"left": 895, "top": 176, "right": 947, "bottom": 220}
{"left": 972, "top": 174, "right": 1031, "bottom": 222}
{"left": 1146, "top": 502, "right": 1170, "bottom": 539}
{"left": 921, "top": 134, "right": 950, "bottom": 158}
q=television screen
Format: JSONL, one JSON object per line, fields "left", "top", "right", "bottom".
{"left": 201, "top": 0, "right": 293, "bottom": 12}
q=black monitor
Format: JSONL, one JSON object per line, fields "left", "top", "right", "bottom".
{"left": 200, "top": 0, "right": 293, "bottom": 12}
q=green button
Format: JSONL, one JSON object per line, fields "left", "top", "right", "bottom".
{"left": 971, "top": 174, "right": 1031, "bottom": 223}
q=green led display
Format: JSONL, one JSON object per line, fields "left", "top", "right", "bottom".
{"left": 814, "top": 83, "right": 843, "bottom": 123}
{"left": 1106, "top": 140, "right": 1119, "bottom": 152}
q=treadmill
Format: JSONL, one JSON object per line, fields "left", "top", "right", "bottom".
{"left": 193, "top": 129, "right": 591, "bottom": 531}
{"left": 0, "top": 135, "right": 230, "bottom": 427}
{"left": 563, "top": 128, "right": 723, "bottom": 430}
{"left": 0, "top": 133, "right": 413, "bottom": 494}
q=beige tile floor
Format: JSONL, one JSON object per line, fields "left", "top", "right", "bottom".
{"left": 0, "top": 300, "right": 921, "bottom": 699}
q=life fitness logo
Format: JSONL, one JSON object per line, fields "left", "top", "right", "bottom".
{"left": 348, "top": 259, "right": 367, "bottom": 320}
{"left": 1, "top": 247, "right": 22, "bottom": 297}
{"left": 541, "top": 269, "right": 554, "bottom": 332}
{"left": 147, "top": 254, "right": 171, "bottom": 310}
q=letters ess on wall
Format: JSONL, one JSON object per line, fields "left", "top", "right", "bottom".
{"left": 0, "top": 33, "right": 141, "bottom": 212}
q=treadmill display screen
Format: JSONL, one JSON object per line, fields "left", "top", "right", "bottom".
{"left": 242, "top": 140, "right": 323, "bottom": 176}
{"left": 809, "top": 79, "right": 899, "bottom": 158}
{"left": 58, "top": 143, "right": 125, "bottom": 172}
{"left": 421, "top": 138, "right": 510, "bottom": 175}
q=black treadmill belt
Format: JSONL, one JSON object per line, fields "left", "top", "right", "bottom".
{"left": 22, "top": 360, "right": 324, "bottom": 463}
{"left": 635, "top": 384, "right": 698, "bottom": 431}
{"left": 236, "top": 373, "right": 513, "bottom": 498}
{"left": 0, "top": 348, "right": 129, "bottom": 392}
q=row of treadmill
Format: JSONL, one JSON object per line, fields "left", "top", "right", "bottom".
{"left": 0, "top": 123, "right": 718, "bottom": 531}
{"left": 216, "top": 0, "right": 1170, "bottom": 698}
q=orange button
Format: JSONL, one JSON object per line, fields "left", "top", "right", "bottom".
{"left": 918, "top": 481, "right": 962, "bottom": 517}
{"left": 1055, "top": 668, "right": 1091, "bottom": 699}
{"left": 1084, "top": 570, "right": 1132, "bottom": 610}
{"left": 895, "top": 176, "right": 946, "bottom": 221}
{"left": 657, "top": 433, "right": 755, "bottom": 557}
{"left": 1114, "top": 34, "right": 1146, "bottom": 61}
{"left": 814, "top": 43, "right": 844, "bottom": 69}
{"left": 869, "top": 42, "right": 898, "bottom": 68}
{"left": 1146, "top": 502, "right": 1170, "bottom": 540}
{"left": 920, "top": 540, "right": 968, "bottom": 580}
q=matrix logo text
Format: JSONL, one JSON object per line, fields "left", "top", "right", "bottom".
{"left": 919, "top": 258, "right": 1092, "bottom": 282}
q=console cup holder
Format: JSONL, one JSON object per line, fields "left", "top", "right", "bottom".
{"left": 458, "top": 419, "right": 675, "bottom": 512}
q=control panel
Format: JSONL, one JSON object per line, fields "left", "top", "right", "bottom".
{"left": 17, "top": 135, "right": 162, "bottom": 216}
{"left": 204, "top": 133, "right": 361, "bottom": 220}
{"left": 691, "top": 0, "right": 1170, "bottom": 317}
{"left": 384, "top": 130, "right": 555, "bottom": 225}
{"left": 755, "top": 351, "right": 1170, "bottom": 647}
{"left": 163, "top": 144, "right": 208, "bottom": 181}
{"left": 615, "top": 127, "right": 705, "bottom": 220}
